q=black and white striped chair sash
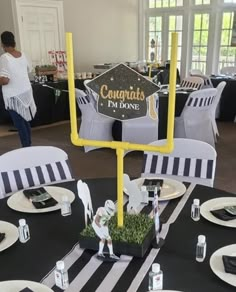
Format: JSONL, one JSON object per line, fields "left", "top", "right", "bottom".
{"left": 186, "top": 94, "right": 215, "bottom": 107}
{"left": 77, "top": 95, "right": 90, "bottom": 105}
{"left": 0, "top": 159, "right": 73, "bottom": 196}
{"left": 142, "top": 154, "right": 214, "bottom": 179}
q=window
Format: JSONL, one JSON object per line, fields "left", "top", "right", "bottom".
{"left": 218, "top": 12, "right": 236, "bottom": 70}
{"left": 195, "top": 0, "right": 210, "bottom": 5}
{"left": 149, "top": 0, "right": 183, "bottom": 8}
{"left": 168, "top": 15, "right": 183, "bottom": 69}
{"left": 191, "top": 13, "right": 210, "bottom": 73}
{"left": 148, "top": 17, "right": 162, "bottom": 63}
{"left": 144, "top": 0, "right": 236, "bottom": 77}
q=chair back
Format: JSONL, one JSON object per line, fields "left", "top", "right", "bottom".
{"left": 212, "top": 81, "right": 226, "bottom": 114}
{"left": 0, "top": 146, "right": 74, "bottom": 198}
{"left": 220, "top": 66, "right": 236, "bottom": 75}
{"left": 180, "top": 76, "right": 204, "bottom": 90}
{"left": 189, "top": 74, "right": 213, "bottom": 88}
{"left": 142, "top": 138, "right": 217, "bottom": 187}
{"left": 183, "top": 88, "right": 217, "bottom": 111}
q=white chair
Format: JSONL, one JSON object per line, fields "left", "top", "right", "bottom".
{"left": 220, "top": 66, "right": 236, "bottom": 76}
{"left": 211, "top": 81, "right": 226, "bottom": 141}
{"left": 141, "top": 138, "right": 217, "bottom": 187}
{"left": 0, "top": 146, "right": 74, "bottom": 198}
{"left": 122, "top": 94, "right": 159, "bottom": 147}
{"left": 189, "top": 74, "right": 213, "bottom": 89}
{"left": 75, "top": 88, "right": 114, "bottom": 152}
{"left": 174, "top": 88, "right": 217, "bottom": 148}
{"left": 180, "top": 76, "right": 204, "bottom": 90}
{"left": 83, "top": 79, "right": 98, "bottom": 106}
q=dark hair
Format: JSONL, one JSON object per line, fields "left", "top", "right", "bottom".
{"left": 1, "top": 31, "right": 16, "bottom": 47}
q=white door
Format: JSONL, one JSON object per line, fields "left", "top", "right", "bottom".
{"left": 19, "top": 5, "right": 62, "bottom": 67}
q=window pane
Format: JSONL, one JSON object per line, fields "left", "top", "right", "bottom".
{"left": 194, "top": 15, "right": 202, "bottom": 30}
{"left": 193, "top": 31, "right": 201, "bottom": 45}
{"left": 201, "top": 31, "right": 208, "bottom": 45}
{"left": 221, "top": 30, "right": 230, "bottom": 45}
{"left": 169, "top": 16, "right": 176, "bottom": 30}
{"left": 202, "top": 14, "right": 209, "bottom": 29}
{"left": 149, "top": 0, "right": 155, "bottom": 8}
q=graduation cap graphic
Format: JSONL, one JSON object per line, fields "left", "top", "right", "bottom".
{"left": 86, "top": 63, "right": 160, "bottom": 121}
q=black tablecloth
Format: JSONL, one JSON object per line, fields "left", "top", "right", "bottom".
{"left": 139, "top": 184, "right": 236, "bottom": 292}
{"left": 0, "top": 179, "right": 235, "bottom": 291}
{"left": 0, "top": 79, "right": 86, "bottom": 127}
{"left": 211, "top": 77, "right": 236, "bottom": 121}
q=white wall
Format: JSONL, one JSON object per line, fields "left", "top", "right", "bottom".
{"left": 0, "top": 0, "right": 15, "bottom": 37}
{"left": 63, "top": 0, "right": 139, "bottom": 72}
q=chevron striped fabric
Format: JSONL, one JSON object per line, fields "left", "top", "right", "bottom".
{"left": 142, "top": 154, "right": 214, "bottom": 179}
{"left": 186, "top": 94, "right": 215, "bottom": 107}
{"left": 0, "top": 159, "right": 73, "bottom": 197}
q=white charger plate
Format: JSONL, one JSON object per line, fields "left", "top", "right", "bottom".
{"left": 127, "top": 177, "right": 186, "bottom": 201}
{"left": 0, "top": 221, "right": 18, "bottom": 252}
{"left": 200, "top": 197, "right": 236, "bottom": 228}
{"left": 0, "top": 280, "right": 53, "bottom": 291}
{"left": 210, "top": 244, "right": 236, "bottom": 287}
{"left": 7, "top": 186, "right": 75, "bottom": 213}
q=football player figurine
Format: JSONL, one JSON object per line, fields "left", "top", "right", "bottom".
{"left": 92, "top": 200, "right": 119, "bottom": 261}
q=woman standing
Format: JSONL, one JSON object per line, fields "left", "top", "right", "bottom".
{"left": 0, "top": 31, "right": 36, "bottom": 147}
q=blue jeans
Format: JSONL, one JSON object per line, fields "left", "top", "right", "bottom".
{"left": 8, "top": 110, "right": 31, "bottom": 147}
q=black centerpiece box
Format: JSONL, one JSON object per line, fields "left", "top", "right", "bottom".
{"left": 79, "top": 213, "right": 155, "bottom": 258}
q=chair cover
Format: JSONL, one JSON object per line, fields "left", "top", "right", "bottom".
{"left": 0, "top": 146, "right": 74, "bottom": 198}
{"left": 174, "top": 88, "right": 217, "bottom": 148}
{"left": 211, "top": 81, "right": 226, "bottom": 140}
{"left": 141, "top": 138, "right": 217, "bottom": 187}
{"left": 180, "top": 76, "right": 204, "bottom": 90}
{"left": 75, "top": 88, "right": 114, "bottom": 152}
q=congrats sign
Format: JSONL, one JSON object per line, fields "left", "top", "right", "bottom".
{"left": 87, "top": 63, "right": 160, "bottom": 120}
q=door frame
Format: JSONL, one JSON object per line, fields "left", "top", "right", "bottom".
{"left": 11, "top": 0, "right": 65, "bottom": 53}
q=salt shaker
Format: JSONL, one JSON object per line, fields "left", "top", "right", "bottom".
{"left": 61, "top": 195, "right": 72, "bottom": 216}
{"left": 148, "top": 263, "right": 163, "bottom": 291}
{"left": 191, "top": 199, "right": 200, "bottom": 221}
{"left": 18, "top": 219, "right": 30, "bottom": 243}
{"left": 54, "top": 260, "right": 69, "bottom": 289}
{"left": 196, "top": 235, "right": 207, "bottom": 262}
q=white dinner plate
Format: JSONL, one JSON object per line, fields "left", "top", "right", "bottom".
{"left": 0, "top": 280, "right": 53, "bottom": 291}
{"left": 200, "top": 197, "right": 236, "bottom": 228}
{"left": 210, "top": 244, "right": 236, "bottom": 287}
{"left": 7, "top": 186, "right": 75, "bottom": 213}
{"left": 127, "top": 177, "right": 186, "bottom": 201}
{"left": 0, "top": 221, "right": 18, "bottom": 252}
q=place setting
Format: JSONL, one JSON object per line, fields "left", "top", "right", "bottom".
{"left": 210, "top": 244, "right": 236, "bottom": 287}
{"left": 0, "top": 280, "right": 53, "bottom": 291}
{"left": 7, "top": 186, "right": 75, "bottom": 213}
{"left": 200, "top": 197, "right": 236, "bottom": 228}
{"left": 124, "top": 176, "right": 186, "bottom": 202}
{"left": 0, "top": 220, "right": 18, "bottom": 252}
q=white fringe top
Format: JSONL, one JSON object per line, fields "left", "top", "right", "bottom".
{"left": 0, "top": 52, "right": 36, "bottom": 121}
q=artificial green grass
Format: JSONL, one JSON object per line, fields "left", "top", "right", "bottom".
{"left": 80, "top": 213, "right": 154, "bottom": 245}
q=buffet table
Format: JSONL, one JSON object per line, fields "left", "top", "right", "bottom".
{"left": 0, "top": 178, "right": 235, "bottom": 292}
{"left": 0, "top": 79, "right": 85, "bottom": 127}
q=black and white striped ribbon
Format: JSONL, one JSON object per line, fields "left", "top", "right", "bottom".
{"left": 142, "top": 154, "right": 214, "bottom": 180}
{"left": 40, "top": 184, "right": 194, "bottom": 292}
{"left": 0, "top": 160, "right": 72, "bottom": 197}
